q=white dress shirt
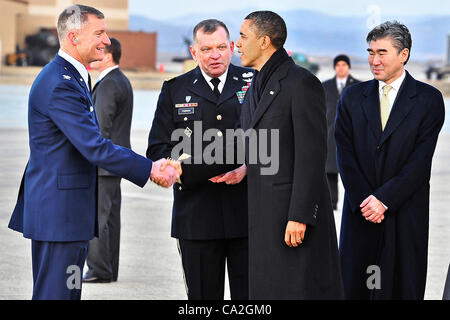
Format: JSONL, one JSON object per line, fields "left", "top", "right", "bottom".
{"left": 336, "top": 77, "right": 348, "bottom": 93}
{"left": 96, "top": 65, "right": 119, "bottom": 83}
{"left": 58, "top": 49, "right": 90, "bottom": 87}
{"left": 378, "top": 70, "right": 406, "bottom": 116}
{"left": 200, "top": 68, "right": 228, "bottom": 93}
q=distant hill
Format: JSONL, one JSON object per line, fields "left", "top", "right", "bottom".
{"left": 130, "top": 10, "right": 450, "bottom": 62}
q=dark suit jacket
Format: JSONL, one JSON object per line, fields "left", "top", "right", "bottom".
{"left": 93, "top": 67, "right": 133, "bottom": 176}
{"left": 322, "top": 75, "right": 359, "bottom": 173}
{"left": 146, "top": 64, "right": 251, "bottom": 240}
{"left": 8, "top": 54, "right": 152, "bottom": 242}
{"left": 242, "top": 57, "right": 343, "bottom": 299}
{"left": 335, "top": 71, "right": 445, "bottom": 299}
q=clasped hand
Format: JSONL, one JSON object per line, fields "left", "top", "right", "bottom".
{"left": 150, "top": 158, "right": 182, "bottom": 188}
{"left": 360, "top": 195, "right": 386, "bottom": 223}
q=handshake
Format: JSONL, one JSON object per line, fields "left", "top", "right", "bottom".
{"left": 150, "top": 158, "right": 182, "bottom": 188}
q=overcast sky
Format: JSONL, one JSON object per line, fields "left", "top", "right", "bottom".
{"left": 129, "top": 0, "right": 450, "bottom": 20}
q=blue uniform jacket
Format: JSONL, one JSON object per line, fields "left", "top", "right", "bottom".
{"left": 8, "top": 54, "right": 152, "bottom": 242}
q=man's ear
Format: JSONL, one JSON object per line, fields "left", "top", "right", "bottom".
{"left": 400, "top": 48, "right": 409, "bottom": 64}
{"left": 67, "top": 31, "right": 78, "bottom": 46}
{"left": 104, "top": 52, "right": 113, "bottom": 63}
{"left": 189, "top": 45, "right": 197, "bottom": 61}
{"left": 260, "top": 35, "right": 272, "bottom": 50}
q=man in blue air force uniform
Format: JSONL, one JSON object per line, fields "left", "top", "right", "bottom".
{"left": 8, "top": 5, "right": 179, "bottom": 300}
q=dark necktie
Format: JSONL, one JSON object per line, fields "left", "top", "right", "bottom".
{"left": 88, "top": 74, "right": 92, "bottom": 93}
{"left": 210, "top": 78, "right": 221, "bottom": 98}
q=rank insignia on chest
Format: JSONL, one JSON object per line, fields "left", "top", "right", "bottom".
{"left": 175, "top": 103, "right": 198, "bottom": 108}
{"left": 236, "top": 83, "right": 251, "bottom": 104}
{"left": 184, "top": 127, "right": 193, "bottom": 138}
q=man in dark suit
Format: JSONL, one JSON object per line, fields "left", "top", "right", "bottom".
{"left": 335, "top": 21, "right": 445, "bottom": 299}
{"left": 236, "top": 11, "right": 343, "bottom": 299}
{"left": 322, "top": 55, "right": 359, "bottom": 210}
{"left": 8, "top": 5, "right": 179, "bottom": 300}
{"left": 82, "top": 38, "right": 132, "bottom": 283}
{"left": 147, "top": 19, "right": 250, "bottom": 300}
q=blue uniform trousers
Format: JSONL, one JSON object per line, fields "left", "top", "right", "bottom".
{"left": 31, "top": 240, "right": 89, "bottom": 300}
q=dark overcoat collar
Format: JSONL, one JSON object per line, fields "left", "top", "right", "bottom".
{"left": 361, "top": 70, "right": 416, "bottom": 146}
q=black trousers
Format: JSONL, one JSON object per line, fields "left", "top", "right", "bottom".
{"left": 86, "top": 176, "right": 122, "bottom": 280}
{"left": 327, "top": 173, "right": 338, "bottom": 209}
{"left": 177, "top": 237, "right": 248, "bottom": 300}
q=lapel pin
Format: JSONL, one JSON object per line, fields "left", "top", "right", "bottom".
{"left": 270, "top": 91, "right": 274, "bottom": 95}
{"left": 186, "top": 96, "right": 191, "bottom": 103}
{"left": 193, "top": 79, "right": 198, "bottom": 84}
{"left": 62, "top": 75, "right": 71, "bottom": 80}
{"left": 90, "top": 106, "right": 94, "bottom": 112}
{"left": 184, "top": 127, "right": 193, "bottom": 138}
{"left": 233, "top": 76, "right": 238, "bottom": 81}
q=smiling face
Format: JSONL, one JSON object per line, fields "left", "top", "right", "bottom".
{"left": 73, "top": 14, "right": 111, "bottom": 66}
{"left": 190, "top": 26, "right": 233, "bottom": 78}
{"left": 367, "top": 36, "right": 409, "bottom": 84}
{"left": 235, "top": 19, "right": 266, "bottom": 70}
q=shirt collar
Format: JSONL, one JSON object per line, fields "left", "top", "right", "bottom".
{"left": 379, "top": 70, "right": 406, "bottom": 93}
{"left": 97, "top": 65, "right": 119, "bottom": 83}
{"left": 58, "top": 49, "right": 89, "bottom": 86}
{"left": 336, "top": 77, "right": 348, "bottom": 86}
{"left": 200, "top": 67, "right": 228, "bottom": 86}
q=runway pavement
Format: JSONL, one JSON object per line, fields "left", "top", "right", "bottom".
{"left": 0, "top": 128, "right": 449, "bottom": 300}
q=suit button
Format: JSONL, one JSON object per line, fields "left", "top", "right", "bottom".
{"left": 217, "top": 131, "right": 223, "bottom": 137}
{"left": 217, "top": 115, "right": 222, "bottom": 121}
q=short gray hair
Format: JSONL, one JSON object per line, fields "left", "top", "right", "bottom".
{"left": 366, "top": 21, "right": 412, "bottom": 65}
{"left": 57, "top": 4, "right": 104, "bottom": 44}
{"left": 193, "top": 19, "right": 230, "bottom": 43}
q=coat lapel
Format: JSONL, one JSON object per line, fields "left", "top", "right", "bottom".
{"left": 55, "top": 55, "right": 94, "bottom": 106}
{"left": 217, "top": 65, "right": 244, "bottom": 106}
{"left": 187, "top": 66, "right": 218, "bottom": 104}
{"left": 345, "top": 75, "right": 357, "bottom": 88}
{"left": 331, "top": 76, "right": 340, "bottom": 98}
{"left": 379, "top": 72, "right": 416, "bottom": 146}
{"left": 361, "top": 79, "right": 382, "bottom": 142}
{"left": 249, "top": 60, "right": 291, "bottom": 129}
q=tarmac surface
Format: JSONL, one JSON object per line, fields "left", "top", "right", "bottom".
{"left": 0, "top": 128, "right": 449, "bottom": 300}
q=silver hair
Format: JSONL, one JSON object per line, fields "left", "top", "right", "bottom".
{"left": 366, "top": 21, "right": 412, "bottom": 65}
{"left": 57, "top": 4, "right": 104, "bottom": 44}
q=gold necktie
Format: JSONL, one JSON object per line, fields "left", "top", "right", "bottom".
{"left": 380, "top": 85, "right": 392, "bottom": 130}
